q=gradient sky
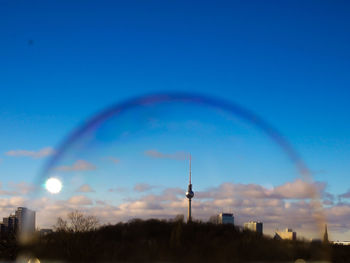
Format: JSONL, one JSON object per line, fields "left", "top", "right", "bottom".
{"left": 1, "top": 0, "right": 350, "bottom": 239}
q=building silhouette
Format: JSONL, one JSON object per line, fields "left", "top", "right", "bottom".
{"left": 218, "top": 213, "right": 234, "bottom": 225}
{"left": 2, "top": 215, "right": 17, "bottom": 233}
{"left": 274, "top": 228, "right": 297, "bottom": 241}
{"left": 209, "top": 213, "right": 234, "bottom": 225}
{"left": 244, "top": 221, "right": 263, "bottom": 234}
{"left": 0, "top": 207, "right": 35, "bottom": 238}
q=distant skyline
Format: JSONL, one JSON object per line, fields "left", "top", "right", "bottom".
{"left": 1, "top": 0, "right": 350, "bottom": 240}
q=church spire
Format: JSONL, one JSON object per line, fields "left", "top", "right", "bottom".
{"left": 323, "top": 224, "right": 329, "bottom": 243}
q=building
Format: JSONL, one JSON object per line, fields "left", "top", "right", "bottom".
{"left": 3, "top": 215, "right": 18, "bottom": 233}
{"left": 244, "top": 221, "right": 263, "bottom": 234}
{"left": 274, "top": 228, "right": 297, "bottom": 241}
{"left": 0, "top": 207, "right": 35, "bottom": 238}
{"left": 333, "top": 241, "right": 350, "bottom": 246}
{"left": 15, "top": 207, "right": 36, "bottom": 234}
{"left": 218, "top": 213, "right": 234, "bottom": 225}
{"left": 209, "top": 213, "right": 234, "bottom": 225}
{"left": 0, "top": 223, "right": 8, "bottom": 238}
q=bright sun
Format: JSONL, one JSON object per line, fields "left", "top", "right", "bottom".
{"left": 45, "top": 177, "right": 62, "bottom": 194}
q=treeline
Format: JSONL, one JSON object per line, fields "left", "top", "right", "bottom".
{"left": 0, "top": 216, "right": 347, "bottom": 262}
{"left": 19, "top": 218, "right": 350, "bottom": 263}
{"left": 0, "top": 233, "right": 18, "bottom": 261}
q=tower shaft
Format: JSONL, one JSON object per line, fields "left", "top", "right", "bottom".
{"left": 188, "top": 199, "right": 192, "bottom": 222}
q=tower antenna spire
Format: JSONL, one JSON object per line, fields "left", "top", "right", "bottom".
{"left": 189, "top": 154, "right": 192, "bottom": 184}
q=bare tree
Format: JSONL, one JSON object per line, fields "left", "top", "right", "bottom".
{"left": 53, "top": 210, "right": 99, "bottom": 232}
{"left": 173, "top": 214, "right": 184, "bottom": 223}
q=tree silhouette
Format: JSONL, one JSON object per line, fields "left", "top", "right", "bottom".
{"left": 53, "top": 210, "right": 99, "bottom": 232}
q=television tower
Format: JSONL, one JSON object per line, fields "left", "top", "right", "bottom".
{"left": 186, "top": 154, "right": 194, "bottom": 222}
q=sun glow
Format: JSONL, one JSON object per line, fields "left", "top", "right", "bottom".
{"left": 45, "top": 177, "right": 62, "bottom": 194}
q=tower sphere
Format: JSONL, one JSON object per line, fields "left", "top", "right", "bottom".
{"left": 186, "top": 189, "right": 194, "bottom": 199}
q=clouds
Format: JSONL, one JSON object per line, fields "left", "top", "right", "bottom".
{"left": 96, "top": 179, "right": 329, "bottom": 236}
{"left": 0, "top": 182, "right": 17, "bottom": 196}
{"left": 339, "top": 189, "right": 350, "bottom": 199}
{"left": 0, "top": 181, "right": 36, "bottom": 196}
{"left": 145, "top": 150, "right": 188, "bottom": 160}
{"left": 0, "top": 196, "right": 26, "bottom": 210}
{"left": 271, "top": 180, "right": 325, "bottom": 199}
{"left": 76, "top": 184, "right": 95, "bottom": 193}
{"left": 55, "top": 160, "right": 96, "bottom": 172}
{"left": 8, "top": 182, "right": 36, "bottom": 195}
{"left": 133, "top": 183, "right": 154, "bottom": 192}
{"left": 68, "top": 195, "right": 93, "bottom": 206}
{"left": 103, "top": 180, "right": 328, "bottom": 237}
{"left": 3, "top": 178, "right": 350, "bottom": 240}
{"left": 195, "top": 179, "right": 324, "bottom": 201}
{"left": 5, "top": 147, "right": 55, "bottom": 159}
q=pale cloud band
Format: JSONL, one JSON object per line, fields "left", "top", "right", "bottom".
{"left": 54, "top": 160, "right": 96, "bottom": 172}
{"left": 76, "top": 184, "right": 95, "bottom": 193}
{"left": 2, "top": 179, "right": 349, "bottom": 239}
{"left": 5, "top": 147, "right": 55, "bottom": 159}
{"left": 0, "top": 181, "right": 36, "bottom": 196}
{"left": 133, "top": 183, "right": 154, "bottom": 192}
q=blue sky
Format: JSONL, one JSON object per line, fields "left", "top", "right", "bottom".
{"left": 1, "top": 0, "right": 350, "bottom": 239}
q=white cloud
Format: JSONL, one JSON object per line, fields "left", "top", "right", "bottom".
{"left": 68, "top": 195, "right": 93, "bottom": 206}
{"left": 96, "top": 200, "right": 107, "bottom": 206}
{"left": 133, "top": 183, "right": 154, "bottom": 192}
{"left": 0, "top": 182, "right": 17, "bottom": 196}
{"left": 272, "top": 179, "right": 325, "bottom": 199}
{"left": 8, "top": 182, "right": 37, "bottom": 195}
{"left": 0, "top": 196, "right": 26, "bottom": 209}
{"left": 196, "top": 179, "right": 325, "bottom": 201}
{"left": 0, "top": 181, "right": 36, "bottom": 196}
{"left": 76, "top": 184, "right": 95, "bottom": 193}
{"left": 5, "top": 178, "right": 350, "bottom": 239}
{"left": 5, "top": 147, "right": 55, "bottom": 159}
{"left": 55, "top": 160, "right": 96, "bottom": 172}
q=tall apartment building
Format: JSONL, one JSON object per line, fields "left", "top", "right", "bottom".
{"left": 0, "top": 207, "right": 35, "bottom": 238}
{"left": 1, "top": 215, "right": 18, "bottom": 238}
{"left": 244, "top": 221, "right": 263, "bottom": 234}
{"left": 15, "top": 207, "right": 36, "bottom": 234}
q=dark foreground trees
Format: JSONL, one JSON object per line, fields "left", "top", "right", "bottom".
{"left": 21, "top": 218, "right": 349, "bottom": 263}
{"left": 53, "top": 210, "right": 99, "bottom": 233}
{"left": 0, "top": 233, "right": 18, "bottom": 261}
